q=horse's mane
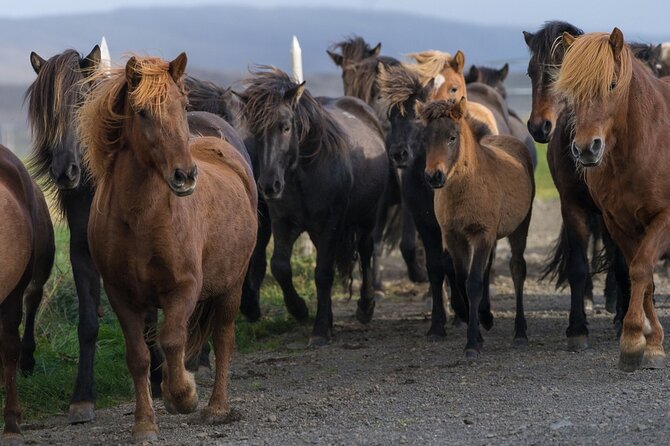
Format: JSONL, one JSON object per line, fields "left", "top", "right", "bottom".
{"left": 346, "top": 55, "right": 400, "bottom": 103}
{"left": 79, "top": 56, "right": 182, "bottom": 191}
{"left": 378, "top": 63, "right": 426, "bottom": 116}
{"left": 405, "top": 50, "right": 452, "bottom": 86}
{"left": 419, "top": 99, "right": 492, "bottom": 142}
{"left": 242, "top": 66, "right": 348, "bottom": 158}
{"left": 185, "top": 75, "right": 240, "bottom": 119}
{"left": 330, "top": 36, "right": 376, "bottom": 64}
{"left": 555, "top": 33, "right": 633, "bottom": 103}
{"left": 25, "top": 49, "right": 86, "bottom": 210}
{"left": 527, "top": 21, "right": 584, "bottom": 65}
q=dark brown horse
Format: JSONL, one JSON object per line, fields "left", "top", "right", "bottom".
{"left": 523, "top": 21, "right": 627, "bottom": 351}
{"left": 79, "top": 54, "right": 257, "bottom": 440}
{"left": 0, "top": 144, "right": 54, "bottom": 446}
{"left": 421, "top": 98, "right": 534, "bottom": 358}
{"left": 555, "top": 28, "right": 670, "bottom": 371}
{"left": 238, "top": 67, "right": 388, "bottom": 344}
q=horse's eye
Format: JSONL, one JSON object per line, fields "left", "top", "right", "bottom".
{"left": 138, "top": 109, "right": 148, "bottom": 119}
{"left": 450, "top": 87, "right": 458, "bottom": 94}
{"left": 609, "top": 81, "right": 617, "bottom": 91}
{"left": 282, "top": 125, "right": 291, "bottom": 134}
{"left": 449, "top": 135, "right": 457, "bottom": 143}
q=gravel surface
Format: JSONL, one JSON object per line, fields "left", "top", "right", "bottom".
{"left": 21, "top": 199, "right": 670, "bottom": 445}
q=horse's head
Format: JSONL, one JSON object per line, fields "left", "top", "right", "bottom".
{"left": 240, "top": 68, "right": 307, "bottom": 200}
{"left": 124, "top": 53, "right": 195, "bottom": 196}
{"left": 465, "top": 64, "right": 509, "bottom": 99}
{"left": 432, "top": 51, "right": 467, "bottom": 101}
{"left": 417, "top": 98, "right": 468, "bottom": 189}
{"left": 327, "top": 36, "right": 381, "bottom": 69}
{"left": 27, "top": 46, "right": 100, "bottom": 191}
{"left": 651, "top": 43, "right": 670, "bottom": 77}
{"left": 378, "top": 64, "right": 432, "bottom": 168}
{"left": 555, "top": 29, "right": 632, "bottom": 168}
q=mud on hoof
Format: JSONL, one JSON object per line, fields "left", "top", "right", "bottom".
{"left": 567, "top": 335, "right": 589, "bottom": 352}
{"left": 355, "top": 299, "right": 376, "bottom": 324}
{"left": 479, "top": 311, "right": 494, "bottom": 331}
{"left": 513, "top": 337, "right": 529, "bottom": 349}
{"left": 618, "top": 350, "right": 644, "bottom": 372}
{"left": 68, "top": 401, "right": 96, "bottom": 424}
{"left": 200, "top": 406, "right": 242, "bottom": 425}
{"left": 132, "top": 421, "right": 159, "bottom": 443}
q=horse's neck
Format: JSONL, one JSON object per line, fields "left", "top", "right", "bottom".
{"left": 449, "top": 121, "right": 478, "bottom": 180}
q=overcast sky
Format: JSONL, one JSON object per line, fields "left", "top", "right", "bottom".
{"left": 2, "top": 0, "right": 668, "bottom": 39}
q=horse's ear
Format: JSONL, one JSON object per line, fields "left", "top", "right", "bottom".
{"left": 125, "top": 56, "right": 141, "bottom": 90}
{"left": 169, "top": 52, "right": 188, "bottom": 82}
{"left": 465, "top": 65, "right": 479, "bottom": 83}
{"left": 327, "top": 50, "right": 343, "bottom": 67}
{"left": 370, "top": 42, "right": 382, "bottom": 57}
{"left": 450, "top": 96, "right": 467, "bottom": 120}
{"left": 653, "top": 43, "right": 663, "bottom": 58}
{"left": 80, "top": 45, "right": 101, "bottom": 75}
{"left": 562, "top": 32, "right": 576, "bottom": 51}
{"left": 30, "top": 51, "right": 46, "bottom": 74}
{"left": 522, "top": 31, "right": 534, "bottom": 48}
{"left": 451, "top": 51, "right": 465, "bottom": 73}
{"left": 609, "top": 27, "right": 625, "bottom": 58}
{"left": 376, "top": 60, "right": 386, "bottom": 76}
{"left": 499, "top": 63, "right": 509, "bottom": 81}
{"left": 415, "top": 100, "right": 427, "bottom": 124}
{"left": 285, "top": 81, "right": 306, "bottom": 106}
{"left": 231, "top": 89, "right": 248, "bottom": 105}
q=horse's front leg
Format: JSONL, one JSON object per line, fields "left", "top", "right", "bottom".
{"left": 270, "top": 221, "right": 307, "bottom": 321}
{"left": 1, "top": 288, "right": 25, "bottom": 446}
{"left": 240, "top": 198, "right": 272, "bottom": 322}
{"left": 355, "top": 226, "right": 376, "bottom": 324}
{"left": 309, "top": 226, "right": 341, "bottom": 346}
{"left": 463, "top": 239, "right": 493, "bottom": 360}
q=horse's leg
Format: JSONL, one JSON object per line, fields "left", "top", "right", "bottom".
{"left": 66, "top": 198, "right": 101, "bottom": 424}
{"left": 613, "top": 248, "right": 630, "bottom": 336}
{"left": 355, "top": 227, "right": 376, "bottom": 324}
{"left": 201, "top": 289, "right": 240, "bottom": 424}
{"left": 619, "top": 212, "right": 670, "bottom": 371}
{"left": 109, "top": 294, "right": 157, "bottom": 441}
{"left": 602, "top": 228, "right": 620, "bottom": 314}
{"left": 419, "top": 226, "right": 447, "bottom": 339}
{"left": 19, "top": 280, "right": 43, "bottom": 375}
{"left": 159, "top": 290, "right": 199, "bottom": 414}
{"left": 1, "top": 288, "right": 24, "bottom": 445}
{"left": 270, "top": 221, "right": 307, "bottom": 321}
{"left": 144, "top": 308, "right": 163, "bottom": 398}
{"left": 371, "top": 189, "right": 390, "bottom": 298}
{"left": 400, "top": 205, "right": 428, "bottom": 283}
{"left": 309, "top": 227, "right": 340, "bottom": 345}
{"left": 478, "top": 248, "right": 495, "bottom": 331}
{"left": 508, "top": 212, "right": 532, "bottom": 346}
{"left": 464, "top": 241, "right": 492, "bottom": 359}
{"left": 240, "top": 198, "right": 271, "bottom": 322}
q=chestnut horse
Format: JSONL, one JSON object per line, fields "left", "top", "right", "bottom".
{"left": 555, "top": 28, "right": 670, "bottom": 371}
{"left": 523, "top": 21, "right": 627, "bottom": 351}
{"left": 420, "top": 98, "right": 534, "bottom": 358}
{"left": 0, "top": 144, "right": 54, "bottom": 446}
{"left": 78, "top": 54, "right": 257, "bottom": 440}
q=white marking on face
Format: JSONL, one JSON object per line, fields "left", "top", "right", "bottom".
{"left": 434, "top": 74, "right": 446, "bottom": 91}
{"left": 342, "top": 111, "right": 358, "bottom": 120}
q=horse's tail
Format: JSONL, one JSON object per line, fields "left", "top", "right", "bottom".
{"left": 185, "top": 298, "right": 216, "bottom": 364}
{"left": 382, "top": 203, "right": 403, "bottom": 253}
{"left": 539, "top": 224, "right": 570, "bottom": 288}
{"left": 335, "top": 224, "right": 358, "bottom": 298}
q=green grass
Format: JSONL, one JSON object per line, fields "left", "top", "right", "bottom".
{"left": 534, "top": 143, "right": 557, "bottom": 199}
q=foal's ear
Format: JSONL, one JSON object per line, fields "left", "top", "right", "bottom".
{"left": 499, "top": 63, "right": 509, "bottom": 81}
{"left": 80, "top": 45, "right": 101, "bottom": 76}
{"left": 450, "top": 96, "right": 467, "bottom": 121}
{"left": 450, "top": 51, "right": 465, "bottom": 73}
{"left": 562, "top": 32, "right": 576, "bottom": 51}
{"left": 327, "top": 50, "right": 343, "bottom": 67}
{"left": 522, "top": 31, "right": 534, "bottom": 48}
{"left": 30, "top": 51, "right": 46, "bottom": 74}
{"left": 370, "top": 42, "right": 382, "bottom": 57}
{"left": 609, "top": 28, "right": 625, "bottom": 58}
{"left": 169, "top": 52, "right": 188, "bottom": 82}
{"left": 285, "top": 81, "right": 306, "bottom": 106}
{"left": 125, "top": 56, "right": 141, "bottom": 90}
{"left": 465, "top": 65, "right": 479, "bottom": 83}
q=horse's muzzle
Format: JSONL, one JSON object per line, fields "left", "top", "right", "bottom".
{"left": 169, "top": 167, "right": 198, "bottom": 196}
{"left": 424, "top": 170, "right": 446, "bottom": 189}
{"left": 527, "top": 119, "right": 553, "bottom": 144}
{"left": 571, "top": 138, "right": 604, "bottom": 167}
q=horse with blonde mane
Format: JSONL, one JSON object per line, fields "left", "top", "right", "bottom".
{"left": 78, "top": 53, "right": 257, "bottom": 440}
{"left": 555, "top": 28, "right": 670, "bottom": 371}
{"left": 420, "top": 98, "right": 534, "bottom": 357}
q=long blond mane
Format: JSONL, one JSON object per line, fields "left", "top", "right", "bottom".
{"left": 405, "top": 50, "right": 452, "bottom": 86}
{"left": 78, "top": 56, "right": 180, "bottom": 189}
{"left": 554, "top": 32, "right": 633, "bottom": 103}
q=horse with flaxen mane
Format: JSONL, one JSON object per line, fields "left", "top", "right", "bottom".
{"left": 0, "top": 144, "right": 54, "bottom": 446}
{"left": 420, "top": 98, "right": 534, "bottom": 358}
{"left": 78, "top": 54, "right": 257, "bottom": 440}
{"left": 523, "top": 21, "right": 627, "bottom": 352}
{"left": 238, "top": 66, "right": 388, "bottom": 345}
{"left": 554, "top": 28, "right": 670, "bottom": 371}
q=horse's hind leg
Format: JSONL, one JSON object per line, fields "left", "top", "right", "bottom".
{"left": 240, "top": 199, "right": 271, "bottom": 322}
{"left": 613, "top": 248, "right": 630, "bottom": 336}
{"left": 478, "top": 248, "right": 495, "bottom": 331}
{"left": 1, "top": 288, "right": 25, "bottom": 445}
{"left": 463, "top": 241, "right": 492, "bottom": 359}
{"left": 419, "top": 226, "right": 447, "bottom": 339}
{"left": 400, "top": 206, "right": 428, "bottom": 283}
{"left": 144, "top": 309, "right": 163, "bottom": 398}
{"left": 270, "top": 221, "right": 309, "bottom": 321}
{"left": 19, "top": 280, "right": 43, "bottom": 375}
{"left": 355, "top": 227, "right": 376, "bottom": 325}
{"left": 508, "top": 212, "right": 531, "bottom": 347}
{"left": 201, "top": 290, "right": 240, "bottom": 424}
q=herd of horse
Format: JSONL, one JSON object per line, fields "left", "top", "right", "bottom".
{"left": 1, "top": 19, "right": 670, "bottom": 444}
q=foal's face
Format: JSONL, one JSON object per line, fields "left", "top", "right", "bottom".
{"left": 126, "top": 53, "right": 195, "bottom": 196}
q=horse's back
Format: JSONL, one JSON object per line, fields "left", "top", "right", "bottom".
{"left": 467, "top": 83, "right": 511, "bottom": 135}
{"left": 187, "top": 111, "right": 252, "bottom": 167}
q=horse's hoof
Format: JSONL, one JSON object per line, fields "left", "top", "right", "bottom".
{"left": 567, "top": 335, "right": 589, "bottom": 352}
{"left": 1, "top": 433, "right": 25, "bottom": 446}
{"left": 641, "top": 352, "right": 666, "bottom": 369}
{"left": 132, "top": 421, "right": 159, "bottom": 443}
{"left": 513, "top": 337, "right": 529, "bottom": 349}
{"left": 480, "top": 312, "right": 494, "bottom": 331}
{"left": 618, "top": 350, "right": 644, "bottom": 372}
{"left": 240, "top": 303, "right": 261, "bottom": 323}
{"left": 464, "top": 349, "right": 480, "bottom": 361}
{"left": 162, "top": 374, "right": 199, "bottom": 414}
{"left": 427, "top": 331, "right": 447, "bottom": 342}
{"left": 19, "top": 357, "right": 35, "bottom": 376}
{"left": 68, "top": 401, "right": 96, "bottom": 424}
{"left": 355, "top": 300, "right": 376, "bottom": 325}
{"left": 287, "top": 300, "right": 309, "bottom": 323}
{"left": 408, "top": 266, "right": 428, "bottom": 283}
{"left": 308, "top": 335, "right": 330, "bottom": 347}
{"left": 451, "top": 317, "right": 464, "bottom": 328}
{"left": 200, "top": 406, "right": 242, "bottom": 425}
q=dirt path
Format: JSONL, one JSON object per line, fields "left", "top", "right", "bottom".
{"left": 22, "top": 199, "right": 670, "bottom": 445}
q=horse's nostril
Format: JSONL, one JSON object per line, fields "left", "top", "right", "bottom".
{"left": 542, "top": 120, "right": 552, "bottom": 136}
{"left": 186, "top": 166, "right": 198, "bottom": 181}
{"left": 570, "top": 142, "right": 581, "bottom": 159}
{"left": 273, "top": 180, "right": 281, "bottom": 191}
{"left": 173, "top": 169, "right": 187, "bottom": 184}
{"left": 590, "top": 138, "right": 603, "bottom": 154}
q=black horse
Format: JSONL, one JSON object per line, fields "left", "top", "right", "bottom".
{"left": 523, "top": 21, "right": 629, "bottom": 350}
{"left": 238, "top": 67, "right": 389, "bottom": 344}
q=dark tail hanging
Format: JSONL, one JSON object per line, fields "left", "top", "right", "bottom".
{"left": 540, "top": 224, "right": 570, "bottom": 289}
{"left": 335, "top": 224, "right": 358, "bottom": 298}
{"left": 184, "top": 298, "right": 217, "bottom": 365}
